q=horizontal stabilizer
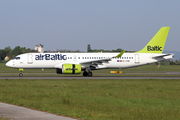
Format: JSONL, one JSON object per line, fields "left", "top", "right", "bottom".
{"left": 152, "top": 54, "right": 174, "bottom": 59}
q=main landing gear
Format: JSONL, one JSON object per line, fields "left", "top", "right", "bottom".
{"left": 83, "top": 71, "right": 93, "bottom": 77}
{"left": 83, "top": 68, "right": 93, "bottom": 77}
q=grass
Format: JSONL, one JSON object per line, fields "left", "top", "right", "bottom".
{"left": 0, "top": 116, "right": 14, "bottom": 120}
{"left": 0, "top": 79, "right": 180, "bottom": 120}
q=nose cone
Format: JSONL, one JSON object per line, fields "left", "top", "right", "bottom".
{"left": 6, "top": 61, "right": 13, "bottom": 68}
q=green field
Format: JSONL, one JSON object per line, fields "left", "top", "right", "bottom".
{"left": 1, "top": 63, "right": 180, "bottom": 120}
{"left": 0, "top": 79, "right": 180, "bottom": 120}
{"left": 0, "top": 116, "right": 13, "bottom": 120}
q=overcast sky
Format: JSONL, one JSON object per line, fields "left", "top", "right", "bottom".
{"left": 0, "top": 0, "right": 179, "bottom": 52}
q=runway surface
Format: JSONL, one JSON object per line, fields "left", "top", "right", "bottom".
{"left": 1, "top": 72, "right": 180, "bottom": 79}
{"left": 0, "top": 102, "right": 76, "bottom": 120}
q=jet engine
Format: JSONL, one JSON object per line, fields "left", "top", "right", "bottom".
{"left": 56, "top": 64, "right": 81, "bottom": 74}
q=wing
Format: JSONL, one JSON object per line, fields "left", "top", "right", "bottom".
{"left": 80, "top": 50, "right": 126, "bottom": 64}
{"left": 79, "top": 57, "right": 112, "bottom": 64}
{"left": 79, "top": 50, "right": 126, "bottom": 69}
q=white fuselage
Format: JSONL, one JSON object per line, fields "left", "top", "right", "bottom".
{"left": 6, "top": 52, "right": 174, "bottom": 70}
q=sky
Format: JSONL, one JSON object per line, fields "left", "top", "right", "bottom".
{"left": 0, "top": 0, "right": 180, "bottom": 52}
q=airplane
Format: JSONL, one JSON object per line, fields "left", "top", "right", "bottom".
{"left": 6, "top": 27, "right": 174, "bottom": 77}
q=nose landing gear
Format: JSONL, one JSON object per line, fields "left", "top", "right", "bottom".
{"left": 19, "top": 68, "right": 23, "bottom": 77}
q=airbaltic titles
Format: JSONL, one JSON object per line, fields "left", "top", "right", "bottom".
{"left": 147, "top": 46, "right": 162, "bottom": 51}
{"left": 35, "top": 54, "right": 67, "bottom": 60}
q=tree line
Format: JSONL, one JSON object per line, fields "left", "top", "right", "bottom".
{"left": 87, "top": 44, "right": 126, "bottom": 52}
{"left": 0, "top": 46, "right": 37, "bottom": 62}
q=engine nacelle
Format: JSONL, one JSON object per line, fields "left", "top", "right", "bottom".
{"left": 56, "top": 64, "right": 81, "bottom": 74}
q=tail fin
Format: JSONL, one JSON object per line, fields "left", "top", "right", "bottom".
{"left": 136, "top": 27, "right": 170, "bottom": 53}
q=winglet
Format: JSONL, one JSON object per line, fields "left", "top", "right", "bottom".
{"left": 116, "top": 50, "right": 126, "bottom": 57}
{"left": 136, "top": 27, "right": 170, "bottom": 53}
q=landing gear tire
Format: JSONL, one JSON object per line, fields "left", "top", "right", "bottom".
{"left": 83, "top": 72, "right": 88, "bottom": 77}
{"left": 19, "top": 73, "right": 23, "bottom": 77}
{"left": 83, "top": 72, "right": 93, "bottom": 77}
{"left": 88, "top": 72, "right": 93, "bottom": 77}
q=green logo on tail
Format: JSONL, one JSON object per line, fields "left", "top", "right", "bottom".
{"left": 147, "top": 46, "right": 162, "bottom": 51}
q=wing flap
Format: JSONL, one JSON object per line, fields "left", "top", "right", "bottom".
{"left": 79, "top": 51, "right": 125, "bottom": 65}
{"left": 79, "top": 57, "right": 112, "bottom": 64}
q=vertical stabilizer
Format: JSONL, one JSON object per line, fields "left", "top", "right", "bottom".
{"left": 136, "top": 27, "right": 170, "bottom": 53}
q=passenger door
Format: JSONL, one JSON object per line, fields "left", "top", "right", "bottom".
{"left": 27, "top": 54, "right": 33, "bottom": 64}
{"left": 135, "top": 54, "right": 140, "bottom": 64}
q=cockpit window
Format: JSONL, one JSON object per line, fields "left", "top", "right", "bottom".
{"left": 12, "top": 57, "right": 21, "bottom": 60}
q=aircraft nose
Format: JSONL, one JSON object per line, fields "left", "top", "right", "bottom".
{"left": 6, "top": 61, "right": 13, "bottom": 67}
